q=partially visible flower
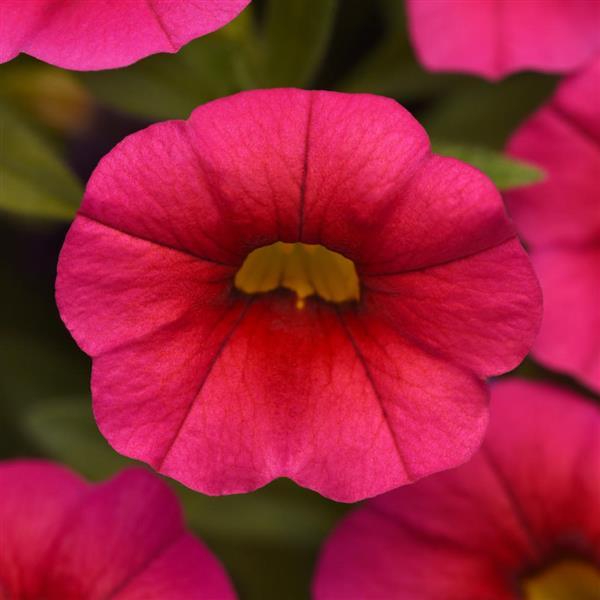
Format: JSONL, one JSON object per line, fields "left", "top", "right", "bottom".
{"left": 406, "top": 0, "right": 600, "bottom": 80}
{"left": 0, "top": 0, "right": 250, "bottom": 71}
{"left": 314, "top": 379, "right": 600, "bottom": 599}
{"left": 0, "top": 461, "right": 236, "bottom": 599}
{"left": 56, "top": 89, "right": 541, "bottom": 502}
{"left": 506, "top": 58, "right": 600, "bottom": 392}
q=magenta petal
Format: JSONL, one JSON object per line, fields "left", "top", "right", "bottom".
{"left": 406, "top": 0, "right": 600, "bottom": 80}
{"left": 56, "top": 215, "right": 236, "bottom": 358}
{"left": 354, "top": 155, "right": 515, "bottom": 274}
{"left": 314, "top": 379, "right": 600, "bottom": 598}
{"left": 300, "top": 92, "right": 430, "bottom": 252}
{"left": 0, "top": 461, "right": 86, "bottom": 599}
{"left": 112, "top": 534, "right": 235, "bottom": 600}
{"left": 363, "top": 238, "right": 542, "bottom": 377}
{"left": 506, "top": 61, "right": 600, "bottom": 248}
{"left": 0, "top": 0, "right": 250, "bottom": 70}
{"left": 531, "top": 247, "right": 600, "bottom": 391}
{"left": 57, "top": 89, "right": 541, "bottom": 500}
{"left": 0, "top": 462, "right": 236, "bottom": 599}
{"left": 506, "top": 58, "right": 600, "bottom": 391}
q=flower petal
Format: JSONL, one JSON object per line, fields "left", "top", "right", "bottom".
{"left": 57, "top": 89, "right": 541, "bottom": 500}
{"left": 483, "top": 380, "right": 600, "bottom": 554}
{"left": 0, "top": 0, "right": 250, "bottom": 70}
{"left": 41, "top": 468, "right": 235, "bottom": 598}
{"left": 505, "top": 58, "right": 600, "bottom": 392}
{"left": 314, "top": 379, "right": 600, "bottom": 598}
{"left": 506, "top": 60, "right": 600, "bottom": 248}
{"left": 0, "top": 461, "right": 87, "bottom": 599}
{"left": 300, "top": 92, "right": 430, "bottom": 250}
{"left": 81, "top": 90, "right": 316, "bottom": 264}
{"left": 352, "top": 155, "right": 516, "bottom": 275}
{"left": 142, "top": 296, "right": 487, "bottom": 501}
{"left": 56, "top": 215, "right": 236, "bottom": 358}
{"left": 362, "top": 238, "right": 542, "bottom": 377}
{"left": 531, "top": 246, "right": 600, "bottom": 392}
{"left": 0, "top": 463, "right": 236, "bottom": 599}
{"left": 112, "top": 534, "right": 236, "bottom": 600}
{"left": 406, "top": 0, "right": 600, "bottom": 80}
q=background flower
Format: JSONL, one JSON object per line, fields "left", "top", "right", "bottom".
{"left": 406, "top": 0, "right": 600, "bottom": 80}
{"left": 0, "top": 0, "right": 251, "bottom": 70}
{"left": 314, "top": 379, "right": 600, "bottom": 599}
{"left": 0, "top": 460, "right": 236, "bottom": 599}
{"left": 506, "top": 58, "right": 600, "bottom": 393}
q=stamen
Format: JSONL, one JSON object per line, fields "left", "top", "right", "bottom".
{"left": 235, "top": 242, "right": 360, "bottom": 308}
{"left": 524, "top": 560, "right": 600, "bottom": 600}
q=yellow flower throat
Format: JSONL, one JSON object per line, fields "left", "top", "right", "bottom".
{"left": 234, "top": 242, "right": 360, "bottom": 309}
{"left": 524, "top": 560, "right": 600, "bottom": 600}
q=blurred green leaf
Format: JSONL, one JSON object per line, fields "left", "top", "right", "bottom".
{"left": 79, "top": 10, "right": 261, "bottom": 121}
{"left": 0, "top": 58, "right": 92, "bottom": 134}
{"left": 432, "top": 141, "right": 544, "bottom": 190}
{"left": 338, "top": 0, "right": 457, "bottom": 100}
{"left": 0, "top": 101, "right": 82, "bottom": 220}
{"left": 177, "top": 478, "right": 344, "bottom": 546}
{"left": 21, "top": 397, "right": 130, "bottom": 479}
{"left": 263, "top": 0, "right": 338, "bottom": 86}
{"left": 338, "top": 37, "right": 456, "bottom": 100}
{"left": 423, "top": 74, "right": 558, "bottom": 148}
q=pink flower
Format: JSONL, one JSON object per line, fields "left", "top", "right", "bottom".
{"left": 506, "top": 59, "right": 600, "bottom": 392}
{"left": 0, "top": 0, "right": 250, "bottom": 70}
{"left": 314, "top": 379, "right": 600, "bottom": 599}
{"left": 0, "top": 460, "right": 236, "bottom": 599}
{"left": 406, "top": 0, "right": 600, "bottom": 80}
{"left": 56, "top": 89, "right": 541, "bottom": 502}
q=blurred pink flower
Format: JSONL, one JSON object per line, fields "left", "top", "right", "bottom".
{"left": 0, "top": 461, "right": 236, "bottom": 599}
{"left": 506, "top": 59, "right": 600, "bottom": 392}
{"left": 56, "top": 89, "right": 540, "bottom": 502}
{"left": 314, "top": 378, "right": 600, "bottom": 599}
{"left": 406, "top": 0, "right": 600, "bottom": 80}
{"left": 0, "top": 0, "right": 250, "bottom": 70}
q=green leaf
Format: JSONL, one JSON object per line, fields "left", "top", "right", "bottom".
{"left": 338, "top": 38, "right": 455, "bottom": 100}
{"left": 338, "top": 0, "right": 457, "bottom": 100}
{"left": 79, "top": 10, "right": 261, "bottom": 121}
{"left": 177, "top": 478, "right": 345, "bottom": 546}
{"left": 262, "top": 0, "right": 338, "bottom": 87}
{"left": 0, "top": 58, "right": 92, "bottom": 134}
{"left": 422, "top": 74, "right": 558, "bottom": 148}
{"left": 432, "top": 141, "right": 544, "bottom": 190}
{"left": 21, "top": 397, "right": 130, "bottom": 479}
{"left": 0, "top": 101, "right": 82, "bottom": 220}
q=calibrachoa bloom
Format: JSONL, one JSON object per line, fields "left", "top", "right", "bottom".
{"left": 314, "top": 379, "right": 600, "bottom": 599}
{"left": 506, "top": 58, "right": 600, "bottom": 393}
{"left": 0, "top": 461, "right": 236, "bottom": 599}
{"left": 0, "top": 0, "right": 250, "bottom": 70}
{"left": 56, "top": 89, "right": 541, "bottom": 502}
{"left": 406, "top": 0, "right": 600, "bottom": 80}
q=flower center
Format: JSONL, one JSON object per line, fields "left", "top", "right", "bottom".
{"left": 234, "top": 242, "right": 360, "bottom": 309}
{"left": 523, "top": 560, "right": 600, "bottom": 600}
